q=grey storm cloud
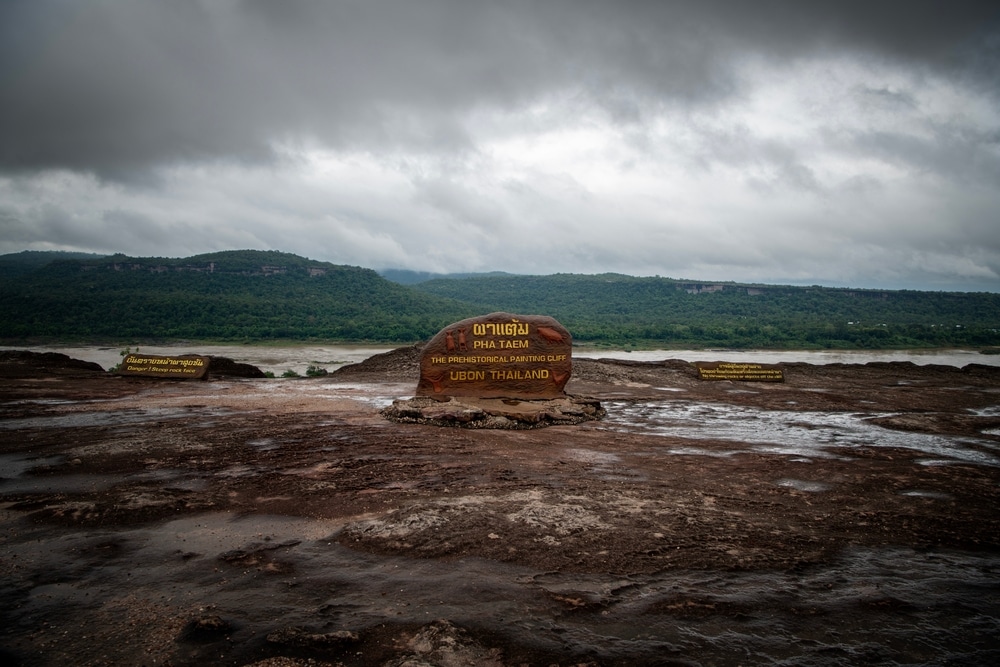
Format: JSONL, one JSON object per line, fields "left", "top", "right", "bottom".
{"left": 1, "top": 0, "right": 999, "bottom": 291}
{"left": 2, "top": 0, "right": 997, "bottom": 176}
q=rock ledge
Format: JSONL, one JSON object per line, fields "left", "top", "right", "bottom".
{"left": 381, "top": 394, "right": 604, "bottom": 429}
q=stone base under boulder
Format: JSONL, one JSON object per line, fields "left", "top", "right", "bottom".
{"left": 381, "top": 394, "right": 605, "bottom": 429}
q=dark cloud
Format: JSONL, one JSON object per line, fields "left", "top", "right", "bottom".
{"left": 1, "top": 1, "right": 998, "bottom": 291}
{"left": 2, "top": 1, "right": 997, "bottom": 178}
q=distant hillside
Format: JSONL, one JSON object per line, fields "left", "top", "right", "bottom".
{"left": 0, "top": 250, "right": 475, "bottom": 342}
{"left": 411, "top": 273, "right": 1000, "bottom": 349}
{"left": 0, "top": 250, "right": 108, "bottom": 277}
{"left": 2, "top": 251, "right": 998, "bottom": 348}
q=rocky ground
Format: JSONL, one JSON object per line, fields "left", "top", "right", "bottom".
{"left": 1, "top": 348, "right": 999, "bottom": 666}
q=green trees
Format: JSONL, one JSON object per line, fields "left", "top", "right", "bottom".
{"left": 1, "top": 250, "right": 998, "bottom": 349}
{"left": 412, "top": 274, "right": 1000, "bottom": 349}
{"left": 0, "top": 251, "right": 475, "bottom": 342}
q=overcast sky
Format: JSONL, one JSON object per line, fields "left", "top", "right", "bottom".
{"left": 1, "top": 1, "right": 999, "bottom": 291}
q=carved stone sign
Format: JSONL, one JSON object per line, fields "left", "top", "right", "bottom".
{"left": 116, "top": 354, "right": 211, "bottom": 379}
{"left": 417, "top": 312, "right": 572, "bottom": 398}
{"left": 695, "top": 361, "right": 783, "bottom": 382}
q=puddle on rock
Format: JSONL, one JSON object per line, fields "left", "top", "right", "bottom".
{"left": 601, "top": 400, "right": 1000, "bottom": 466}
{"left": 776, "top": 478, "right": 831, "bottom": 492}
{"left": 900, "top": 489, "right": 953, "bottom": 499}
{"left": 0, "top": 454, "right": 65, "bottom": 479}
{"left": 246, "top": 437, "right": 282, "bottom": 451}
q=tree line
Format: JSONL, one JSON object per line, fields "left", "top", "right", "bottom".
{"left": 1, "top": 251, "right": 998, "bottom": 349}
{"left": 411, "top": 273, "right": 1000, "bottom": 349}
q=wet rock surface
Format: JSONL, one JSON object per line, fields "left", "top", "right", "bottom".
{"left": 1, "top": 349, "right": 999, "bottom": 665}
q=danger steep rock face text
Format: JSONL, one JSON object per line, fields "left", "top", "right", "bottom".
{"left": 117, "top": 355, "right": 210, "bottom": 379}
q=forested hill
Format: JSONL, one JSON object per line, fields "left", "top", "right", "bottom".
{"left": 410, "top": 273, "right": 1000, "bottom": 349}
{"left": 1, "top": 250, "right": 998, "bottom": 348}
{"left": 0, "top": 250, "right": 476, "bottom": 341}
{"left": 0, "top": 250, "right": 107, "bottom": 276}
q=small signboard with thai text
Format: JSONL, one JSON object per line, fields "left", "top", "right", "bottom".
{"left": 116, "top": 354, "right": 211, "bottom": 380}
{"left": 696, "top": 362, "right": 784, "bottom": 382}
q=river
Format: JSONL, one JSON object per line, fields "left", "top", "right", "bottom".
{"left": 5, "top": 344, "right": 998, "bottom": 375}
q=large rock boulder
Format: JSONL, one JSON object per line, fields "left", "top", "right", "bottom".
{"left": 417, "top": 312, "right": 572, "bottom": 399}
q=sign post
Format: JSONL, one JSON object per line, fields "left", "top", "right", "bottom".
{"left": 417, "top": 312, "right": 572, "bottom": 399}
{"left": 695, "top": 361, "right": 783, "bottom": 382}
{"left": 116, "top": 354, "right": 211, "bottom": 380}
